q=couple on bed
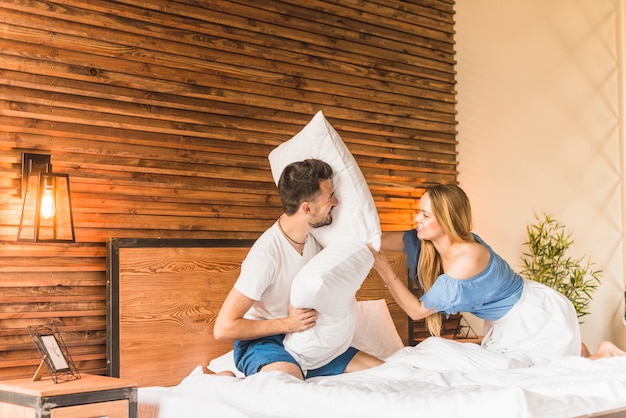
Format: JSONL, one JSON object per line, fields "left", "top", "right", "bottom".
{"left": 214, "top": 158, "right": 625, "bottom": 381}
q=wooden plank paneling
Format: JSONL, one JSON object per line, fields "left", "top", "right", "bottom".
{"left": 0, "top": 243, "right": 107, "bottom": 377}
{"left": 0, "top": 0, "right": 457, "bottom": 380}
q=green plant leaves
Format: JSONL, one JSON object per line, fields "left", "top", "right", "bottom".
{"left": 519, "top": 213, "right": 601, "bottom": 321}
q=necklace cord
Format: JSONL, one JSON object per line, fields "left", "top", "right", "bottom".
{"left": 278, "top": 216, "right": 307, "bottom": 246}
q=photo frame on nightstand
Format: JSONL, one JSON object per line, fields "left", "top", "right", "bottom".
{"left": 28, "top": 323, "right": 80, "bottom": 383}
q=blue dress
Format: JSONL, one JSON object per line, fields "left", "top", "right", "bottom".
{"left": 402, "top": 230, "right": 581, "bottom": 366}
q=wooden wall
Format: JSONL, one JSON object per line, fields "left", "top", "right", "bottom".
{"left": 0, "top": 0, "right": 457, "bottom": 380}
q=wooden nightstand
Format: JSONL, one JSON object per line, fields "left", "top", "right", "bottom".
{"left": 0, "top": 374, "right": 137, "bottom": 418}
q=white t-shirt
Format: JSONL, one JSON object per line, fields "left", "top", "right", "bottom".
{"left": 234, "top": 221, "right": 322, "bottom": 320}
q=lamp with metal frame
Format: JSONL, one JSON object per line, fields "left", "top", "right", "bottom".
{"left": 18, "top": 153, "right": 75, "bottom": 243}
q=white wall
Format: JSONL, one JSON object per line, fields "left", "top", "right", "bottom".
{"left": 455, "top": 0, "right": 626, "bottom": 351}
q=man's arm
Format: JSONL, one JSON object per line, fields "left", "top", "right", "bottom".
{"left": 213, "top": 287, "right": 317, "bottom": 341}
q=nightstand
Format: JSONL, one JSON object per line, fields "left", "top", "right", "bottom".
{"left": 0, "top": 374, "right": 137, "bottom": 418}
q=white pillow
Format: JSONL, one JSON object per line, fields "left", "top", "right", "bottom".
{"left": 351, "top": 299, "right": 404, "bottom": 359}
{"left": 267, "top": 110, "right": 381, "bottom": 250}
{"left": 289, "top": 241, "right": 373, "bottom": 314}
{"left": 284, "top": 241, "right": 373, "bottom": 370}
{"left": 284, "top": 298, "right": 358, "bottom": 372}
{"left": 268, "top": 111, "right": 382, "bottom": 372}
{"left": 207, "top": 299, "right": 403, "bottom": 376}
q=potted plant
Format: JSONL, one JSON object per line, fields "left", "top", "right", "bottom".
{"left": 519, "top": 213, "right": 602, "bottom": 321}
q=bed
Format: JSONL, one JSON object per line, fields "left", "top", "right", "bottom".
{"left": 107, "top": 113, "right": 626, "bottom": 417}
{"left": 106, "top": 237, "right": 626, "bottom": 418}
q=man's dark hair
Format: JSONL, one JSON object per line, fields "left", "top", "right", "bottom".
{"left": 278, "top": 159, "right": 333, "bottom": 215}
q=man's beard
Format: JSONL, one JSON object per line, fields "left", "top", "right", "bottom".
{"left": 310, "top": 214, "right": 333, "bottom": 229}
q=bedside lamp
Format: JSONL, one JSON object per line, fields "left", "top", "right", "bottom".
{"left": 18, "top": 153, "right": 75, "bottom": 243}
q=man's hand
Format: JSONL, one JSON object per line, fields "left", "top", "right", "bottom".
{"left": 287, "top": 304, "right": 318, "bottom": 332}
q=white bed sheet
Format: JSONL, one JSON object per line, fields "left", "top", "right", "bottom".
{"left": 138, "top": 338, "right": 626, "bottom": 418}
{"left": 139, "top": 386, "right": 249, "bottom": 418}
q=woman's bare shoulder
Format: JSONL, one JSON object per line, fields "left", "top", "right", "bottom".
{"left": 447, "top": 242, "right": 490, "bottom": 279}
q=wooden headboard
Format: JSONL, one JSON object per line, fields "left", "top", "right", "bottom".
{"left": 106, "top": 238, "right": 408, "bottom": 387}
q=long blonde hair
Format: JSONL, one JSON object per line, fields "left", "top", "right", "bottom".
{"left": 417, "top": 184, "right": 474, "bottom": 336}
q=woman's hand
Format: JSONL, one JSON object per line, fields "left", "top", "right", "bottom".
{"left": 367, "top": 243, "right": 396, "bottom": 282}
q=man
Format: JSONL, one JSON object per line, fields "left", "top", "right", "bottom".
{"left": 214, "top": 158, "right": 383, "bottom": 380}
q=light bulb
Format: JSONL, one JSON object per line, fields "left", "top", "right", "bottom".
{"left": 40, "top": 187, "right": 56, "bottom": 219}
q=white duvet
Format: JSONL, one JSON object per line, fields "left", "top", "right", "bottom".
{"left": 139, "top": 338, "right": 626, "bottom": 418}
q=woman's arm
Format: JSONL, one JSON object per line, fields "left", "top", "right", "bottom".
{"left": 367, "top": 244, "right": 434, "bottom": 321}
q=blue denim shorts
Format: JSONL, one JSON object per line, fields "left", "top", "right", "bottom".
{"left": 234, "top": 334, "right": 358, "bottom": 379}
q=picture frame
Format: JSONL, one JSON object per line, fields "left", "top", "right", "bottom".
{"left": 28, "top": 323, "right": 80, "bottom": 383}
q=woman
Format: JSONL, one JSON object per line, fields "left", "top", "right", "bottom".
{"left": 368, "top": 184, "right": 625, "bottom": 366}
